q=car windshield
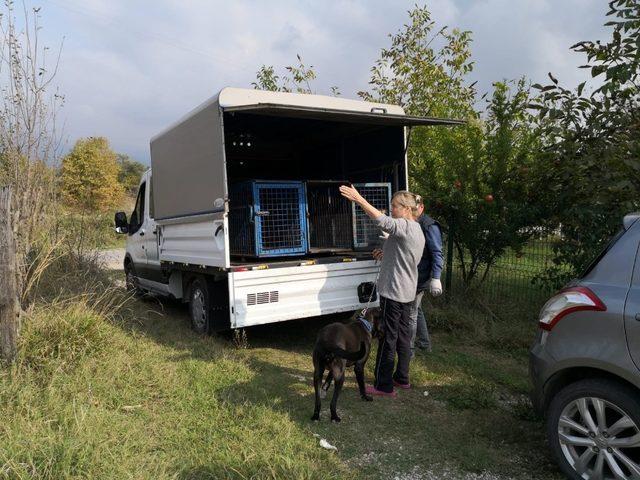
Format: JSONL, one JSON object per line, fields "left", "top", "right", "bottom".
{"left": 580, "top": 227, "right": 625, "bottom": 278}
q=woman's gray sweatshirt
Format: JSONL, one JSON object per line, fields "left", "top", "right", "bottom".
{"left": 375, "top": 215, "right": 425, "bottom": 303}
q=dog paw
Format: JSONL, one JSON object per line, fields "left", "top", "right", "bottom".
{"left": 331, "top": 416, "right": 341, "bottom": 423}
{"left": 362, "top": 394, "right": 373, "bottom": 402}
{"left": 311, "top": 413, "right": 320, "bottom": 421}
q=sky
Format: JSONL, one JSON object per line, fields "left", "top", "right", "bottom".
{"left": 15, "top": 0, "right": 611, "bottom": 164}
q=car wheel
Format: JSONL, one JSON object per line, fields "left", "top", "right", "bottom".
{"left": 189, "top": 277, "right": 210, "bottom": 335}
{"left": 547, "top": 378, "right": 640, "bottom": 480}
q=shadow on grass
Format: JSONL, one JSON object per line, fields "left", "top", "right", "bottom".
{"left": 109, "top": 288, "right": 560, "bottom": 479}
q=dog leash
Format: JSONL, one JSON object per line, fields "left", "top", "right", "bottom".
{"left": 358, "top": 262, "right": 381, "bottom": 333}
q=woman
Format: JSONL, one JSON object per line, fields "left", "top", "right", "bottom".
{"left": 339, "top": 185, "right": 425, "bottom": 396}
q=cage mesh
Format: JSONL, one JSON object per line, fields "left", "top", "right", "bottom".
{"left": 257, "top": 185, "right": 306, "bottom": 254}
{"left": 352, "top": 183, "right": 392, "bottom": 248}
{"left": 306, "top": 182, "right": 352, "bottom": 250}
{"left": 228, "top": 182, "right": 255, "bottom": 256}
{"left": 229, "top": 181, "right": 307, "bottom": 257}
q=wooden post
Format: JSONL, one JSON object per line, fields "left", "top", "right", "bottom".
{"left": 0, "top": 186, "right": 18, "bottom": 363}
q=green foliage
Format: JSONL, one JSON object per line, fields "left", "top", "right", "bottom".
{"left": 253, "top": 54, "right": 340, "bottom": 95}
{"left": 358, "top": 5, "right": 475, "bottom": 118}
{"left": 427, "top": 80, "right": 548, "bottom": 285}
{"left": 116, "top": 154, "right": 146, "bottom": 196}
{"left": 531, "top": 0, "right": 640, "bottom": 287}
{"left": 60, "top": 137, "right": 124, "bottom": 213}
{"left": 360, "top": 5, "right": 548, "bottom": 286}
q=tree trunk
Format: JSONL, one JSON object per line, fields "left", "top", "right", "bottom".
{"left": 0, "top": 186, "right": 19, "bottom": 363}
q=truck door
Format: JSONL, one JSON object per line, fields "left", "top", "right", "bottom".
{"left": 143, "top": 174, "right": 162, "bottom": 282}
{"left": 128, "top": 181, "right": 147, "bottom": 276}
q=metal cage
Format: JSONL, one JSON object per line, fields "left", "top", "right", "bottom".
{"left": 229, "top": 181, "right": 308, "bottom": 257}
{"left": 352, "top": 183, "right": 392, "bottom": 248}
{"left": 306, "top": 181, "right": 353, "bottom": 251}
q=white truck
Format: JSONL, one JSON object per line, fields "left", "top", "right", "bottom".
{"left": 114, "top": 87, "right": 461, "bottom": 333}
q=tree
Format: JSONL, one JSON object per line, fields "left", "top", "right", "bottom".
{"left": 253, "top": 54, "right": 340, "bottom": 95}
{"left": 531, "top": 0, "right": 640, "bottom": 287}
{"left": 117, "top": 154, "right": 146, "bottom": 196}
{"left": 60, "top": 137, "right": 124, "bottom": 212}
{"left": 428, "top": 80, "right": 547, "bottom": 285}
{"left": 0, "top": 2, "right": 62, "bottom": 305}
{"left": 0, "top": 186, "right": 18, "bottom": 362}
{"left": 360, "top": 5, "right": 548, "bottom": 287}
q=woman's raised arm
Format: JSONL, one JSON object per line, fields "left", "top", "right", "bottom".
{"left": 339, "top": 184, "right": 383, "bottom": 220}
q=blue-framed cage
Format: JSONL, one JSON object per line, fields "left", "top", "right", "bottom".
{"left": 229, "top": 181, "right": 308, "bottom": 257}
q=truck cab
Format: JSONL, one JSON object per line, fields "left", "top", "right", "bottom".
{"left": 116, "top": 169, "right": 162, "bottom": 291}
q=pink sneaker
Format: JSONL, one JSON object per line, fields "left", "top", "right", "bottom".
{"left": 365, "top": 385, "right": 397, "bottom": 398}
{"left": 393, "top": 380, "right": 411, "bottom": 390}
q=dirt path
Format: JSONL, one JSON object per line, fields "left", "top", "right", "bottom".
{"left": 97, "top": 248, "right": 125, "bottom": 270}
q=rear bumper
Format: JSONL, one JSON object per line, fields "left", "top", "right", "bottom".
{"left": 229, "top": 260, "right": 379, "bottom": 328}
{"left": 529, "top": 332, "right": 554, "bottom": 414}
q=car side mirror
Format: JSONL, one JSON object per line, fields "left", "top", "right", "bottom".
{"left": 114, "top": 211, "right": 129, "bottom": 234}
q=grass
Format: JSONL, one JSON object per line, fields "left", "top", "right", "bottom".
{"left": 0, "top": 258, "right": 564, "bottom": 480}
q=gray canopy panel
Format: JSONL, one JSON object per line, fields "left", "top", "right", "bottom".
{"left": 223, "top": 103, "right": 465, "bottom": 127}
{"left": 151, "top": 99, "right": 226, "bottom": 221}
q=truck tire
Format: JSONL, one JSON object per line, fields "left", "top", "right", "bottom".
{"left": 188, "top": 277, "right": 211, "bottom": 334}
{"left": 124, "top": 262, "right": 142, "bottom": 296}
{"left": 546, "top": 378, "right": 640, "bottom": 480}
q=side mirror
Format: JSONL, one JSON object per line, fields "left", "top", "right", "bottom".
{"left": 114, "top": 211, "right": 129, "bottom": 234}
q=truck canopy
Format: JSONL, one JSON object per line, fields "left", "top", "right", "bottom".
{"left": 150, "top": 87, "right": 462, "bottom": 221}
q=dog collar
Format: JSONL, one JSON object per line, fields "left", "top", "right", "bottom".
{"left": 358, "top": 316, "right": 372, "bottom": 334}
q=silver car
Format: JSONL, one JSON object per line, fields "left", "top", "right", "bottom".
{"left": 530, "top": 213, "right": 640, "bottom": 480}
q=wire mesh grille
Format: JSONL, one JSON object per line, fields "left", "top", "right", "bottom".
{"left": 256, "top": 183, "right": 307, "bottom": 255}
{"left": 306, "top": 182, "right": 352, "bottom": 250}
{"left": 229, "top": 181, "right": 307, "bottom": 257}
{"left": 352, "top": 183, "right": 392, "bottom": 248}
{"left": 228, "top": 182, "right": 255, "bottom": 256}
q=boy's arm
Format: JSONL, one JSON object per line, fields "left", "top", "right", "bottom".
{"left": 426, "top": 225, "right": 444, "bottom": 279}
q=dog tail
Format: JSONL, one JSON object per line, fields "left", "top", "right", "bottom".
{"left": 330, "top": 341, "right": 366, "bottom": 361}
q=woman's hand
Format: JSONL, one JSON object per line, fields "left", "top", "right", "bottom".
{"left": 372, "top": 248, "right": 384, "bottom": 261}
{"left": 339, "top": 184, "right": 363, "bottom": 204}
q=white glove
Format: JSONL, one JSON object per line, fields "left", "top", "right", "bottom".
{"left": 429, "top": 278, "right": 443, "bottom": 297}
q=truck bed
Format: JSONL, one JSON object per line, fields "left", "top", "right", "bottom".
{"left": 230, "top": 250, "right": 374, "bottom": 270}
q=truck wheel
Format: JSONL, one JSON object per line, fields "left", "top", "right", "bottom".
{"left": 547, "top": 378, "right": 640, "bottom": 480}
{"left": 125, "top": 262, "right": 142, "bottom": 295}
{"left": 189, "top": 277, "right": 210, "bottom": 334}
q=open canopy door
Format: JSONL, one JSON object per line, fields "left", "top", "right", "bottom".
{"left": 223, "top": 103, "right": 465, "bottom": 127}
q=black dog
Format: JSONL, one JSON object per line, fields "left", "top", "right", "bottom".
{"left": 311, "top": 308, "right": 382, "bottom": 422}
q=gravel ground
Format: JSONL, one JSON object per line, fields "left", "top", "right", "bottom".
{"left": 97, "top": 248, "right": 125, "bottom": 270}
{"left": 393, "top": 467, "right": 511, "bottom": 480}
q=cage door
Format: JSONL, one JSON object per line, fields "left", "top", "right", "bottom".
{"left": 253, "top": 182, "right": 308, "bottom": 256}
{"left": 352, "top": 183, "right": 392, "bottom": 248}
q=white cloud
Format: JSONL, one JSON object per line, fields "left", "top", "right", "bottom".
{"left": 23, "top": 0, "right": 610, "bottom": 162}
